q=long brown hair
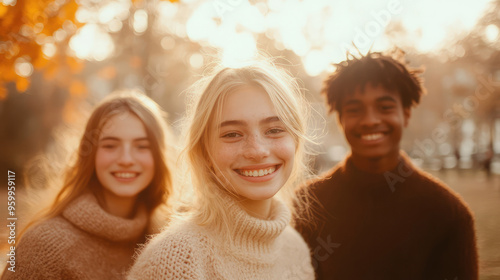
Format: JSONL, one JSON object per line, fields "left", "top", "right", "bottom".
{"left": 20, "top": 91, "right": 173, "bottom": 239}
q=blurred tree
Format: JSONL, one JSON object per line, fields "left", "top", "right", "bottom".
{"left": 0, "top": 0, "right": 180, "bottom": 188}
{"left": 455, "top": 0, "right": 500, "bottom": 161}
{"left": 0, "top": 0, "right": 82, "bottom": 98}
{"left": 0, "top": 0, "right": 178, "bottom": 100}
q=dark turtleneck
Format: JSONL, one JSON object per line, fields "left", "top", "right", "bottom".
{"left": 294, "top": 151, "right": 478, "bottom": 280}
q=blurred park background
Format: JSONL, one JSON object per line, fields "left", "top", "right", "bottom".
{"left": 1, "top": 0, "right": 499, "bottom": 278}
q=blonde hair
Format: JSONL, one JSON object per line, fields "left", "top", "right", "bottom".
{"left": 181, "top": 60, "right": 314, "bottom": 237}
{"left": 20, "top": 91, "right": 174, "bottom": 239}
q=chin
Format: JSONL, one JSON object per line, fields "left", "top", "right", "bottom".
{"left": 111, "top": 189, "right": 143, "bottom": 199}
{"left": 243, "top": 188, "right": 281, "bottom": 201}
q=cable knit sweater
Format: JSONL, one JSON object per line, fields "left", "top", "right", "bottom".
{"left": 128, "top": 191, "right": 315, "bottom": 280}
{"left": 2, "top": 193, "right": 148, "bottom": 280}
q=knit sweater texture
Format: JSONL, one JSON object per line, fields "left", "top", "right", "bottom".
{"left": 2, "top": 193, "right": 148, "bottom": 280}
{"left": 128, "top": 191, "right": 315, "bottom": 280}
{"left": 295, "top": 152, "right": 478, "bottom": 280}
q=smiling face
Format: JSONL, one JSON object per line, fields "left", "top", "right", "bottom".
{"left": 95, "top": 112, "right": 155, "bottom": 201}
{"left": 339, "top": 83, "right": 410, "bottom": 164}
{"left": 209, "top": 85, "right": 296, "bottom": 202}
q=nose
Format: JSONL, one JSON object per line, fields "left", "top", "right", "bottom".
{"left": 243, "top": 134, "right": 270, "bottom": 160}
{"left": 117, "top": 145, "right": 134, "bottom": 166}
{"left": 360, "top": 107, "right": 381, "bottom": 127}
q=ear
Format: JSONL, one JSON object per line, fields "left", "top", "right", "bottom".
{"left": 335, "top": 111, "right": 344, "bottom": 128}
{"left": 403, "top": 107, "right": 411, "bottom": 127}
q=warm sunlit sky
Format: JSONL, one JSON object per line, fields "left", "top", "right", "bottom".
{"left": 67, "top": 0, "right": 495, "bottom": 76}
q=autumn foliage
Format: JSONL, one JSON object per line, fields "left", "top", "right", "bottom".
{"left": 0, "top": 0, "right": 84, "bottom": 99}
{"left": 0, "top": 0, "right": 178, "bottom": 101}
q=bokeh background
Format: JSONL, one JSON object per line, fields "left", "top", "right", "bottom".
{"left": 1, "top": 0, "right": 499, "bottom": 278}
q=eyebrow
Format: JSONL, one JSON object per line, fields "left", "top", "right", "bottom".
{"left": 99, "top": 136, "right": 149, "bottom": 142}
{"left": 219, "top": 116, "right": 281, "bottom": 128}
{"left": 342, "top": 99, "right": 362, "bottom": 107}
{"left": 376, "top": 96, "right": 398, "bottom": 103}
{"left": 343, "top": 95, "right": 398, "bottom": 107}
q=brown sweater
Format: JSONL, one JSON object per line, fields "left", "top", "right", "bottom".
{"left": 295, "top": 152, "right": 478, "bottom": 280}
{"left": 2, "top": 193, "right": 148, "bottom": 280}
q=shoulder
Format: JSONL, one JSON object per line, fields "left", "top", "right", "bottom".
{"left": 412, "top": 169, "right": 465, "bottom": 203}
{"left": 128, "top": 220, "right": 210, "bottom": 280}
{"left": 280, "top": 226, "right": 312, "bottom": 258}
{"left": 310, "top": 163, "right": 345, "bottom": 189}
{"left": 18, "top": 216, "right": 78, "bottom": 254}
{"left": 279, "top": 226, "right": 315, "bottom": 279}
{"left": 297, "top": 162, "right": 346, "bottom": 202}
{"left": 7, "top": 217, "right": 76, "bottom": 278}
{"left": 410, "top": 169, "right": 474, "bottom": 220}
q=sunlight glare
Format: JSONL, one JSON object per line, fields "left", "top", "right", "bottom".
{"left": 133, "top": 9, "right": 148, "bottom": 34}
{"left": 220, "top": 32, "right": 257, "bottom": 68}
{"left": 98, "top": 1, "right": 130, "bottom": 24}
{"left": 14, "top": 58, "right": 34, "bottom": 77}
{"left": 303, "top": 49, "right": 329, "bottom": 76}
{"left": 186, "top": 2, "right": 217, "bottom": 41}
{"left": 485, "top": 24, "right": 499, "bottom": 43}
{"left": 42, "top": 43, "right": 57, "bottom": 57}
{"left": 69, "top": 23, "right": 115, "bottom": 61}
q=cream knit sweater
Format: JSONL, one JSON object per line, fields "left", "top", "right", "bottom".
{"left": 2, "top": 193, "right": 148, "bottom": 280}
{"left": 128, "top": 192, "right": 314, "bottom": 280}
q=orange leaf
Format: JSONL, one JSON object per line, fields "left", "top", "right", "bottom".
{"left": 0, "top": 4, "right": 9, "bottom": 18}
{"left": 33, "top": 54, "right": 49, "bottom": 69}
{"left": 16, "top": 77, "right": 30, "bottom": 92}
{"left": 62, "top": 1, "right": 79, "bottom": 20}
{"left": 1, "top": 62, "right": 17, "bottom": 81}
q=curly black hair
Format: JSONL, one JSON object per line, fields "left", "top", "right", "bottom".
{"left": 322, "top": 50, "right": 425, "bottom": 115}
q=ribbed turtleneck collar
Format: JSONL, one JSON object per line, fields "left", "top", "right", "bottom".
{"left": 62, "top": 193, "right": 148, "bottom": 242}
{"left": 215, "top": 189, "right": 291, "bottom": 260}
{"left": 340, "top": 151, "right": 416, "bottom": 192}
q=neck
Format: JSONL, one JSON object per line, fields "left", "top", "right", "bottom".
{"left": 238, "top": 198, "right": 272, "bottom": 220}
{"left": 351, "top": 150, "right": 401, "bottom": 174}
{"left": 99, "top": 190, "right": 137, "bottom": 219}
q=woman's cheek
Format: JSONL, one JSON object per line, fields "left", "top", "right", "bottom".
{"left": 273, "top": 137, "right": 296, "bottom": 161}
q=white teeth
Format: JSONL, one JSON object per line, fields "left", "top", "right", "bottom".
{"left": 239, "top": 166, "right": 276, "bottom": 177}
{"left": 114, "top": 172, "right": 137, "bottom": 179}
{"left": 361, "top": 133, "right": 383, "bottom": 141}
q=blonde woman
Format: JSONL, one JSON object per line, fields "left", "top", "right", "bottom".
{"left": 128, "top": 62, "right": 315, "bottom": 279}
{"left": 2, "top": 92, "right": 174, "bottom": 280}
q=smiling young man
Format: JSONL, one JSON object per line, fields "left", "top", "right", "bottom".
{"left": 295, "top": 52, "right": 478, "bottom": 280}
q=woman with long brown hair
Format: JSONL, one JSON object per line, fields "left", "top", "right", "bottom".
{"left": 2, "top": 91, "right": 174, "bottom": 280}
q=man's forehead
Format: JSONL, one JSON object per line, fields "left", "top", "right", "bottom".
{"left": 343, "top": 84, "right": 400, "bottom": 100}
